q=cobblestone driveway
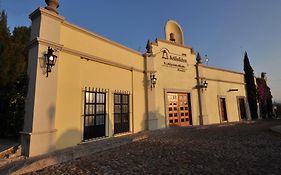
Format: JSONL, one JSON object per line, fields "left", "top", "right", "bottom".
{"left": 28, "top": 121, "right": 281, "bottom": 175}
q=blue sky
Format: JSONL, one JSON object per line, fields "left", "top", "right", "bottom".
{"left": 1, "top": 0, "right": 281, "bottom": 101}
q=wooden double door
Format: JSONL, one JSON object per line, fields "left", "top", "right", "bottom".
{"left": 167, "top": 93, "right": 192, "bottom": 126}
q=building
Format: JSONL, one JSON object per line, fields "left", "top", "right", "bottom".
{"left": 21, "top": 2, "right": 249, "bottom": 157}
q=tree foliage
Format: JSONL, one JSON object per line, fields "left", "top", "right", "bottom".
{"left": 256, "top": 74, "right": 273, "bottom": 118}
{"left": 243, "top": 52, "right": 258, "bottom": 119}
{"left": 0, "top": 10, "right": 30, "bottom": 137}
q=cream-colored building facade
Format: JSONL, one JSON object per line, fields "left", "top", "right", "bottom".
{"left": 22, "top": 6, "right": 249, "bottom": 157}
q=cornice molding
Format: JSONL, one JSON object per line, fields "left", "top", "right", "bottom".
{"left": 27, "top": 37, "right": 145, "bottom": 73}
{"left": 27, "top": 37, "right": 64, "bottom": 50}
{"left": 197, "top": 76, "right": 245, "bottom": 85}
{"left": 20, "top": 129, "right": 58, "bottom": 136}
{"left": 29, "top": 8, "right": 64, "bottom": 22}
{"left": 198, "top": 64, "right": 244, "bottom": 75}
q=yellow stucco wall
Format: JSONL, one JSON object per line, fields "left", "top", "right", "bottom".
{"left": 202, "top": 66, "right": 246, "bottom": 124}
{"left": 148, "top": 39, "right": 246, "bottom": 128}
{"left": 60, "top": 23, "right": 144, "bottom": 71}
{"left": 54, "top": 21, "right": 147, "bottom": 149}
{"left": 149, "top": 40, "right": 200, "bottom": 128}
{"left": 24, "top": 9, "right": 249, "bottom": 157}
{"left": 132, "top": 71, "right": 148, "bottom": 132}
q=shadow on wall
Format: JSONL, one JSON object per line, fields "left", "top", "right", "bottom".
{"left": 147, "top": 109, "right": 166, "bottom": 130}
{"left": 142, "top": 63, "right": 149, "bottom": 131}
{"left": 21, "top": 105, "right": 57, "bottom": 155}
{"left": 141, "top": 67, "right": 167, "bottom": 130}
{"left": 56, "top": 129, "right": 81, "bottom": 150}
{"left": 0, "top": 130, "right": 80, "bottom": 174}
{"left": 140, "top": 113, "right": 148, "bottom": 132}
{"left": 39, "top": 50, "right": 48, "bottom": 76}
{"left": 47, "top": 105, "right": 56, "bottom": 152}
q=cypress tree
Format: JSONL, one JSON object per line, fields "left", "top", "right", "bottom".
{"left": 0, "top": 11, "right": 10, "bottom": 137}
{"left": 0, "top": 11, "right": 11, "bottom": 87}
{"left": 243, "top": 52, "right": 258, "bottom": 119}
{"left": 266, "top": 86, "right": 273, "bottom": 118}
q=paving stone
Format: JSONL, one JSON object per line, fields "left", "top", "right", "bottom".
{"left": 22, "top": 120, "right": 281, "bottom": 174}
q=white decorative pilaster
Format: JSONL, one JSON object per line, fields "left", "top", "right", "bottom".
{"left": 145, "top": 53, "right": 159, "bottom": 130}
{"left": 45, "top": 0, "right": 59, "bottom": 14}
{"left": 21, "top": 8, "right": 64, "bottom": 157}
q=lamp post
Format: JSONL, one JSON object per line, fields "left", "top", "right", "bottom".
{"left": 44, "top": 47, "right": 57, "bottom": 77}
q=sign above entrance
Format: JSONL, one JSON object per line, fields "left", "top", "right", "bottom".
{"left": 161, "top": 48, "right": 188, "bottom": 72}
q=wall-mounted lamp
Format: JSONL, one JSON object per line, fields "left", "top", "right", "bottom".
{"left": 202, "top": 80, "right": 208, "bottom": 89}
{"left": 150, "top": 73, "right": 157, "bottom": 88}
{"left": 44, "top": 47, "right": 57, "bottom": 77}
{"left": 204, "top": 54, "right": 209, "bottom": 65}
{"left": 197, "top": 80, "right": 208, "bottom": 90}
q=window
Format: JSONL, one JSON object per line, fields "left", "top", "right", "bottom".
{"left": 114, "top": 94, "right": 130, "bottom": 134}
{"left": 84, "top": 91, "right": 106, "bottom": 125}
{"left": 83, "top": 90, "right": 106, "bottom": 140}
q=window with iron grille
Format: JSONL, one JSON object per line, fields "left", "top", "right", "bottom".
{"left": 83, "top": 90, "right": 106, "bottom": 140}
{"left": 114, "top": 94, "right": 129, "bottom": 134}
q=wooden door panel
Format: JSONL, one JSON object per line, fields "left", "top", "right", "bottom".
{"left": 220, "top": 98, "right": 228, "bottom": 122}
{"left": 168, "top": 93, "right": 192, "bottom": 126}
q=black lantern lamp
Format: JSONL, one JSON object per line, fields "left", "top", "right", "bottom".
{"left": 202, "top": 80, "right": 208, "bottom": 89}
{"left": 197, "top": 80, "right": 208, "bottom": 90}
{"left": 150, "top": 73, "right": 157, "bottom": 88}
{"left": 205, "top": 54, "right": 209, "bottom": 65}
{"left": 44, "top": 47, "right": 57, "bottom": 77}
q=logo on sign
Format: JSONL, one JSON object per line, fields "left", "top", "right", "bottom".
{"left": 161, "top": 48, "right": 188, "bottom": 72}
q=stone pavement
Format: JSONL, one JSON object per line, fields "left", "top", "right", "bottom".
{"left": 24, "top": 120, "right": 281, "bottom": 175}
{"left": 270, "top": 124, "right": 281, "bottom": 135}
{"left": 0, "top": 131, "right": 149, "bottom": 175}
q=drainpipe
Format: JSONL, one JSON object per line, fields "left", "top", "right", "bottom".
{"left": 195, "top": 53, "right": 207, "bottom": 125}
{"left": 195, "top": 63, "right": 204, "bottom": 125}
{"left": 131, "top": 69, "right": 135, "bottom": 134}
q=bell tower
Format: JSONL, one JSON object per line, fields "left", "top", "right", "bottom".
{"left": 165, "top": 20, "right": 184, "bottom": 45}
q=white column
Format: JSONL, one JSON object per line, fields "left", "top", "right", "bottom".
{"left": 145, "top": 54, "right": 158, "bottom": 130}
{"left": 195, "top": 64, "right": 209, "bottom": 125}
{"left": 21, "top": 8, "right": 64, "bottom": 157}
